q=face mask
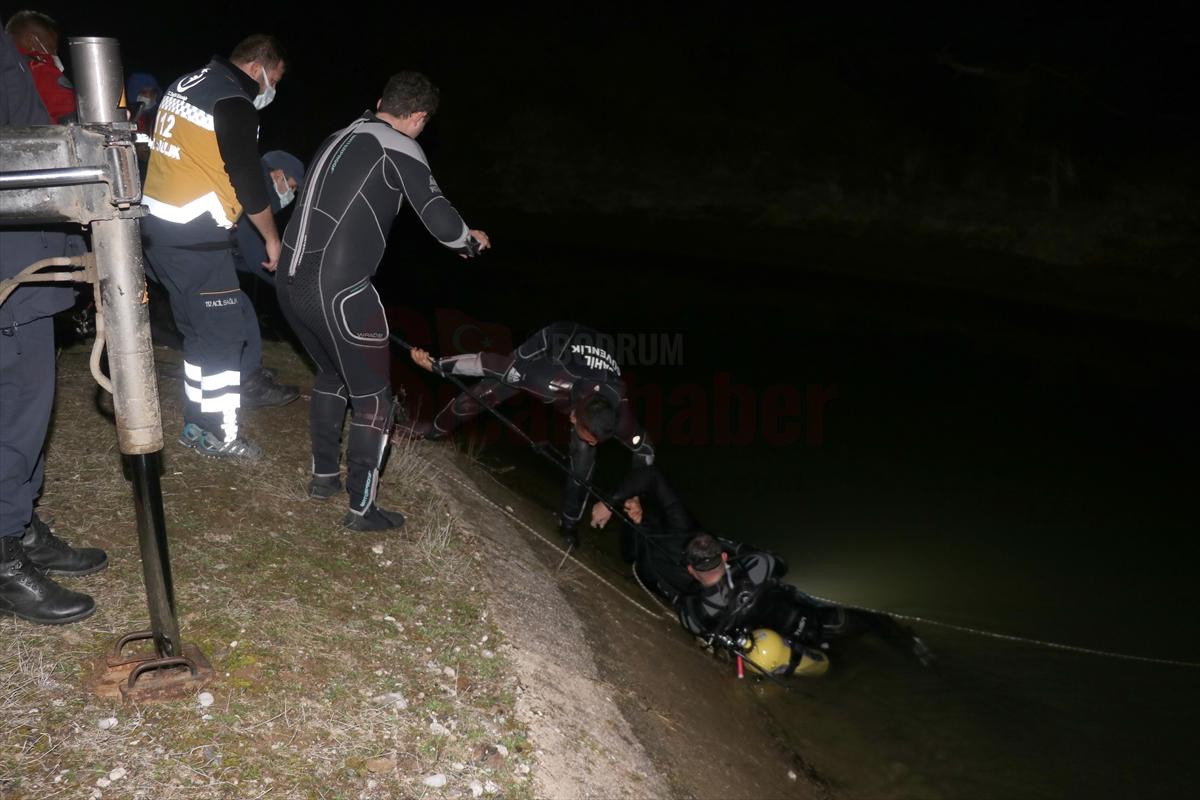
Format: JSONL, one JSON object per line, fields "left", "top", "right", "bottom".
{"left": 33, "top": 36, "right": 63, "bottom": 71}
{"left": 252, "top": 67, "right": 275, "bottom": 110}
{"left": 275, "top": 183, "right": 295, "bottom": 209}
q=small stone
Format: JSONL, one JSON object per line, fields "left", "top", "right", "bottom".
{"left": 469, "top": 780, "right": 484, "bottom": 797}
{"left": 443, "top": 666, "right": 456, "bottom": 678}
{"left": 371, "top": 544, "right": 384, "bottom": 554}
{"left": 98, "top": 717, "right": 118, "bottom": 730}
{"left": 430, "top": 721, "right": 450, "bottom": 736}
{"left": 483, "top": 780, "right": 499, "bottom": 794}
{"left": 788, "top": 770, "right": 798, "bottom": 781}
{"left": 201, "top": 714, "right": 213, "bottom": 721}
{"left": 423, "top": 774, "right": 447, "bottom": 788}
{"left": 96, "top": 777, "right": 111, "bottom": 788}
{"left": 515, "top": 763, "right": 530, "bottom": 776}
{"left": 197, "top": 692, "right": 215, "bottom": 708}
{"left": 365, "top": 757, "right": 396, "bottom": 773}
{"left": 372, "top": 692, "right": 408, "bottom": 710}
{"left": 495, "top": 744, "right": 509, "bottom": 757}
{"left": 229, "top": 641, "right": 238, "bottom": 648}
{"left": 108, "top": 768, "right": 127, "bottom": 781}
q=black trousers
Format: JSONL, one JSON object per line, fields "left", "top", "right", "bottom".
{"left": 142, "top": 216, "right": 245, "bottom": 441}
{"left": 0, "top": 316, "right": 55, "bottom": 538}
{"left": 277, "top": 250, "right": 393, "bottom": 513}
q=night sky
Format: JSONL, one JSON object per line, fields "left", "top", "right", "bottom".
{"left": 30, "top": 3, "right": 1200, "bottom": 302}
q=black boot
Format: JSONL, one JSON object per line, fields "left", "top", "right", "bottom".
{"left": 22, "top": 514, "right": 108, "bottom": 576}
{"left": 0, "top": 536, "right": 96, "bottom": 625}
{"left": 558, "top": 520, "right": 580, "bottom": 549}
{"left": 242, "top": 367, "right": 300, "bottom": 408}
{"left": 343, "top": 506, "right": 406, "bottom": 532}
{"left": 307, "top": 473, "right": 342, "bottom": 500}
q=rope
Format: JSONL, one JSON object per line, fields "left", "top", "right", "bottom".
{"left": 418, "top": 455, "right": 670, "bottom": 622}
{"left": 808, "top": 595, "right": 1200, "bottom": 669}
{"left": 422, "top": 449, "right": 1200, "bottom": 669}
{"left": 392, "top": 335, "right": 1200, "bottom": 670}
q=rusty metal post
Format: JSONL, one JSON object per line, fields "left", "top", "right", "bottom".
{"left": 0, "top": 38, "right": 213, "bottom": 699}
{"left": 69, "top": 37, "right": 187, "bottom": 667}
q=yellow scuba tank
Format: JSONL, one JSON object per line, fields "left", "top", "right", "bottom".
{"left": 745, "top": 628, "right": 830, "bottom": 677}
{"left": 745, "top": 629, "right": 793, "bottom": 674}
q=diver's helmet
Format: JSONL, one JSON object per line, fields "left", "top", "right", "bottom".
{"left": 745, "top": 628, "right": 831, "bottom": 677}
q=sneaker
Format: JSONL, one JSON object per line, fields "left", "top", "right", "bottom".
{"left": 179, "top": 423, "right": 263, "bottom": 461}
{"left": 242, "top": 367, "right": 300, "bottom": 409}
{"left": 343, "top": 506, "right": 406, "bottom": 532}
{"left": 21, "top": 514, "right": 108, "bottom": 577}
{"left": 307, "top": 474, "right": 342, "bottom": 500}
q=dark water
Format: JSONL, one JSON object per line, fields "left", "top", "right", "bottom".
{"left": 378, "top": 228, "right": 1200, "bottom": 799}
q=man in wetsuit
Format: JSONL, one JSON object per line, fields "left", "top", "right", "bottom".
{"left": 406, "top": 321, "right": 655, "bottom": 546}
{"left": 593, "top": 468, "right": 933, "bottom": 671}
{"left": 277, "top": 71, "right": 490, "bottom": 532}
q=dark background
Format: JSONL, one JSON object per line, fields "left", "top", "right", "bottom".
{"left": 37, "top": 2, "right": 1200, "bottom": 322}
{"left": 23, "top": 5, "right": 1200, "bottom": 797}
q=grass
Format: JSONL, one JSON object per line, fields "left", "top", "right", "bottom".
{"left": 0, "top": 339, "right": 534, "bottom": 800}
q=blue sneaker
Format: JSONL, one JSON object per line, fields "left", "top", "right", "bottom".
{"left": 179, "top": 423, "right": 263, "bottom": 462}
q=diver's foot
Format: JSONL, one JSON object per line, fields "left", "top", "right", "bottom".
{"left": 343, "top": 506, "right": 406, "bottom": 532}
{"left": 910, "top": 635, "right": 936, "bottom": 667}
{"left": 307, "top": 474, "right": 342, "bottom": 501}
{"left": 242, "top": 367, "right": 300, "bottom": 408}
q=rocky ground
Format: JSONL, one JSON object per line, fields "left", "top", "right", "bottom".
{"left": 1, "top": 339, "right": 820, "bottom": 799}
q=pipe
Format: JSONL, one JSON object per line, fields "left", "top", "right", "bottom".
{"left": 68, "top": 37, "right": 125, "bottom": 124}
{"left": 89, "top": 217, "right": 162, "bottom": 453}
{"left": 127, "top": 452, "right": 180, "bottom": 657}
{"left": 0, "top": 167, "right": 106, "bottom": 190}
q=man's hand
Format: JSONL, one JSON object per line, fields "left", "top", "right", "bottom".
{"left": 461, "top": 229, "right": 491, "bottom": 258}
{"left": 262, "top": 238, "right": 281, "bottom": 272}
{"left": 623, "top": 496, "right": 644, "bottom": 525}
{"left": 590, "top": 502, "right": 612, "bottom": 529}
{"left": 411, "top": 347, "right": 436, "bottom": 372}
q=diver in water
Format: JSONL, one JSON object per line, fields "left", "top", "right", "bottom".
{"left": 591, "top": 468, "right": 933, "bottom": 677}
{"left": 404, "top": 321, "right": 655, "bottom": 547}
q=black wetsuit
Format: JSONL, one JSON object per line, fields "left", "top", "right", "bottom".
{"left": 276, "top": 111, "right": 475, "bottom": 514}
{"left": 428, "top": 321, "right": 655, "bottom": 527}
{"left": 611, "top": 466, "right": 696, "bottom": 602}
{"left": 675, "top": 543, "right": 929, "bottom": 664}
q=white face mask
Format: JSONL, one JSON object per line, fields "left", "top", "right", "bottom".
{"left": 252, "top": 67, "right": 275, "bottom": 110}
{"left": 33, "top": 36, "right": 63, "bottom": 72}
{"left": 275, "top": 184, "right": 295, "bottom": 208}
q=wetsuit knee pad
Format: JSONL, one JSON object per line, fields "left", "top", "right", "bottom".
{"left": 313, "top": 373, "right": 347, "bottom": 396}
{"left": 350, "top": 387, "right": 394, "bottom": 433}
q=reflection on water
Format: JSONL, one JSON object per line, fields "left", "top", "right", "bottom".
{"left": 385, "top": 239, "right": 1200, "bottom": 799}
